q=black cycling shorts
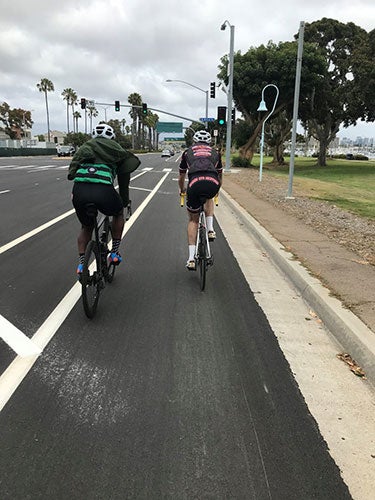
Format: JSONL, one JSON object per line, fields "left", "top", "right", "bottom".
{"left": 72, "top": 182, "right": 123, "bottom": 227}
{"left": 186, "top": 174, "right": 220, "bottom": 213}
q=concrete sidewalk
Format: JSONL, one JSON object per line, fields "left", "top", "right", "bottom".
{"left": 221, "top": 177, "right": 375, "bottom": 385}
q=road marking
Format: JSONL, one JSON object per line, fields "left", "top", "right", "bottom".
{"left": 163, "top": 168, "right": 172, "bottom": 172}
{"left": 0, "top": 170, "right": 171, "bottom": 412}
{"left": 0, "top": 170, "right": 148, "bottom": 256}
{"left": 0, "top": 315, "right": 42, "bottom": 357}
{"left": 142, "top": 167, "right": 153, "bottom": 171}
{"left": 0, "top": 190, "right": 10, "bottom": 195}
{"left": 0, "top": 209, "right": 76, "bottom": 255}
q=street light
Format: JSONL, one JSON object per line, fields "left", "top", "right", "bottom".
{"left": 257, "top": 84, "right": 279, "bottom": 181}
{"left": 220, "top": 20, "right": 235, "bottom": 172}
{"left": 166, "top": 79, "right": 208, "bottom": 128}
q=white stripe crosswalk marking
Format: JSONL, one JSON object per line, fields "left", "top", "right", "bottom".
{"left": 0, "top": 315, "right": 42, "bottom": 357}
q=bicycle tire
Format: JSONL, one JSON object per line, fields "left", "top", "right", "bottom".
{"left": 101, "top": 217, "right": 116, "bottom": 284}
{"left": 81, "top": 240, "right": 101, "bottom": 318}
{"left": 198, "top": 227, "right": 207, "bottom": 291}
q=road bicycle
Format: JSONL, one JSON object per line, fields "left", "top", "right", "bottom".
{"left": 80, "top": 203, "right": 116, "bottom": 318}
{"left": 180, "top": 193, "right": 218, "bottom": 291}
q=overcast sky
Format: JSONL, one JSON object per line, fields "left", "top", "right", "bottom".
{"left": 1, "top": 0, "right": 374, "bottom": 140}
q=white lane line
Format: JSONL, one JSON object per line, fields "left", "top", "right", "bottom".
{"left": 0, "top": 170, "right": 171, "bottom": 412}
{"left": 131, "top": 187, "right": 152, "bottom": 192}
{"left": 163, "top": 168, "right": 173, "bottom": 172}
{"left": 0, "top": 209, "right": 76, "bottom": 255}
{"left": 0, "top": 315, "right": 42, "bottom": 357}
{"left": 0, "top": 170, "right": 149, "bottom": 256}
{"left": 0, "top": 190, "right": 10, "bottom": 195}
{"left": 142, "top": 167, "right": 153, "bottom": 171}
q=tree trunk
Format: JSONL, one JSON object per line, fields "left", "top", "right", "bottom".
{"left": 66, "top": 104, "right": 70, "bottom": 134}
{"left": 239, "top": 121, "right": 263, "bottom": 162}
{"left": 45, "top": 92, "right": 50, "bottom": 142}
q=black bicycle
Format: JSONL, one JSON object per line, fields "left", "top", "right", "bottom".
{"left": 81, "top": 203, "right": 116, "bottom": 318}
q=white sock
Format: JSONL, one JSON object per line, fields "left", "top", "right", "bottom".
{"left": 188, "top": 245, "right": 195, "bottom": 261}
{"left": 206, "top": 216, "right": 214, "bottom": 232}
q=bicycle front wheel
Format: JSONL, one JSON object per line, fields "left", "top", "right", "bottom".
{"left": 81, "top": 240, "right": 101, "bottom": 318}
{"left": 198, "top": 228, "right": 207, "bottom": 291}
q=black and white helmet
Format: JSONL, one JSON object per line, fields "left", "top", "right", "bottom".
{"left": 92, "top": 123, "right": 115, "bottom": 139}
{"left": 193, "top": 130, "right": 212, "bottom": 144}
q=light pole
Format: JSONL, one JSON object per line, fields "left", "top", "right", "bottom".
{"left": 220, "top": 20, "right": 235, "bottom": 172}
{"left": 98, "top": 105, "right": 109, "bottom": 122}
{"left": 166, "top": 79, "right": 208, "bottom": 128}
{"left": 257, "top": 84, "right": 279, "bottom": 181}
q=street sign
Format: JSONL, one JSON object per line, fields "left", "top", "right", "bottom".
{"left": 156, "top": 122, "right": 183, "bottom": 133}
{"left": 200, "top": 117, "right": 215, "bottom": 122}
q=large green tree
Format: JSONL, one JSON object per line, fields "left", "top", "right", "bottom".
{"left": 218, "top": 40, "right": 326, "bottom": 163}
{"left": 301, "top": 18, "right": 371, "bottom": 166}
{"left": 37, "top": 78, "right": 54, "bottom": 142}
{"left": 0, "top": 103, "right": 33, "bottom": 139}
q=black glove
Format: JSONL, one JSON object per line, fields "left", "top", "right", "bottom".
{"left": 67, "top": 173, "right": 75, "bottom": 180}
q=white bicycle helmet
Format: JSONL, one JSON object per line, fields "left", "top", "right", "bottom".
{"left": 92, "top": 123, "right": 115, "bottom": 139}
{"left": 193, "top": 130, "right": 212, "bottom": 144}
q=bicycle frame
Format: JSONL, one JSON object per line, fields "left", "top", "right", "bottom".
{"left": 81, "top": 204, "right": 115, "bottom": 318}
{"left": 195, "top": 209, "right": 212, "bottom": 262}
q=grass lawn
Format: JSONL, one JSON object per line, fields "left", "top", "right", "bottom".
{"left": 252, "top": 156, "right": 375, "bottom": 219}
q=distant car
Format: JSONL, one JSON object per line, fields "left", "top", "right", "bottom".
{"left": 57, "top": 145, "right": 75, "bottom": 157}
{"left": 161, "top": 149, "right": 171, "bottom": 157}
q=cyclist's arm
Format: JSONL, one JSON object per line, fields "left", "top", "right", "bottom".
{"left": 178, "top": 152, "right": 188, "bottom": 194}
{"left": 178, "top": 171, "right": 186, "bottom": 194}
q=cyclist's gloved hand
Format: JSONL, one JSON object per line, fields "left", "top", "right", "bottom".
{"left": 67, "top": 173, "right": 75, "bottom": 180}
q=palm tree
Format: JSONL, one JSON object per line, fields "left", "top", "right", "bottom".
{"left": 127, "top": 93, "right": 142, "bottom": 149}
{"left": 37, "top": 78, "right": 54, "bottom": 142}
{"left": 61, "top": 88, "right": 77, "bottom": 133}
{"left": 87, "top": 104, "right": 98, "bottom": 133}
{"left": 73, "top": 111, "right": 81, "bottom": 133}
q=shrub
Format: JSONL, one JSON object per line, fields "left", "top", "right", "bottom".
{"left": 231, "top": 156, "right": 252, "bottom": 168}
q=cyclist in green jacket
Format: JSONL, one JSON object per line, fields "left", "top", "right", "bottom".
{"left": 68, "top": 123, "right": 140, "bottom": 277}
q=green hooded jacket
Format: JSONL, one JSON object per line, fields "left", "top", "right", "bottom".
{"left": 68, "top": 137, "right": 140, "bottom": 184}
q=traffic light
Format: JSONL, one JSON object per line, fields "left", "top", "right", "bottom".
{"left": 210, "top": 82, "right": 216, "bottom": 98}
{"left": 115, "top": 100, "right": 120, "bottom": 111}
{"left": 217, "top": 106, "right": 227, "bottom": 126}
{"left": 142, "top": 103, "right": 148, "bottom": 115}
{"left": 231, "top": 108, "right": 236, "bottom": 125}
{"left": 80, "top": 98, "right": 86, "bottom": 109}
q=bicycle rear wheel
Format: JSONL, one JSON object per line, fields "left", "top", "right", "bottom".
{"left": 198, "top": 227, "right": 207, "bottom": 291}
{"left": 81, "top": 240, "right": 101, "bottom": 318}
{"left": 101, "top": 217, "right": 116, "bottom": 283}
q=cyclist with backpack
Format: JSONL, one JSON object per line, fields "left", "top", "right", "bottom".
{"left": 68, "top": 123, "right": 140, "bottom": 277}
{"left": 178, "top": 130, "right": 222, "bottom": 270}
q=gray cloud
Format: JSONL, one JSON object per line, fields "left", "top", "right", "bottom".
{"left": 1, "top": 0, "right": 374, "bottom": 138}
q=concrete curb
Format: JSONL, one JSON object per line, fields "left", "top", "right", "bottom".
{"left": 221, "top": 188, "right": 375, "bottom": 386}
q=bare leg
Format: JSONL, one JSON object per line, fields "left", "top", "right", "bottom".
{"left": 187, "top": 212, "right": 199, "bottom": 245}
{"left": 204, "top": 198, "right": 214, "bottom": 216}
{"left": 78, "top": 226, "right": 93, "bottom": 254}
{"left": 111, "top": 211, "right": 125, "bottom": 240}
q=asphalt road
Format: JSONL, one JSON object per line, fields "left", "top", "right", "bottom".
{"left": 0, "top": 154, "right": 352, "bottom": 499}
